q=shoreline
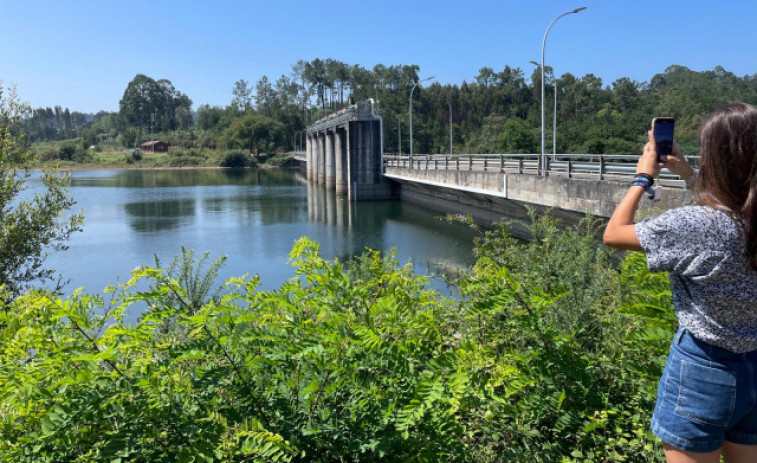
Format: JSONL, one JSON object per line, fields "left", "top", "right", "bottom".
{"left": 34, "top": 164, "right": 295, "bottom": 172}
{"left": 52, "top": 165, "right": 228, "bottom": 172}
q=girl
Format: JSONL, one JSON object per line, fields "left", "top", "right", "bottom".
{"left": 604, "top": 103, "right": 757, "bottom": 463}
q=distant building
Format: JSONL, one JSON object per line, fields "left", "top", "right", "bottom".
{"left": 141, "top": 141, "right": 169, "bottom": 154}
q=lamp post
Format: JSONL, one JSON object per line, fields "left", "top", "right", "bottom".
{"left": 540, "top": 6, "right": 586, "bottom": 175}
{"left": 530, "top": 60, "right": 558, "bottom": 159}
{"left": 398, "top": 118, "right": 402, "bottom": 155}
{"left": 553, "top": 76, "right": 557, "bottom": 159}
{"left": 446, "top": 101, "right": 453, "bottom": 155}
{"left": 409, "top": 76, "right": 434, "bottom": 160}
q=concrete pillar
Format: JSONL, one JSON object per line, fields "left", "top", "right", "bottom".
{"left": 306, "top": 134, "right": 313, "bottom": 181}
{"left": 317, "top": 132, "right": 326, "bottom": 185}
{"left": 335, "top": 126, "right": 347, "bottom": 194}
{"left": 325, "top": 129, "right": 336, "bottom": 190}
{"left": 312, "top": 133, "right": 319, "bottom": 183}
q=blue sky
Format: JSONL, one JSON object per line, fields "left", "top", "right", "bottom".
{"left": 2, "top": 0, "right": 756, "bottom": 113}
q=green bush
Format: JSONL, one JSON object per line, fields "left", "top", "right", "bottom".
{"left": 123, "top": 151, "right": 142, "bottom": 164}
{"left": 218, "top": 150, "right": 252, "bottom": 168}
{"left": 70, "top": 149, "right": 92, "bottom": 164}
{"left": 168, "top": 156, "right": 203, "bottom": 167}
{"left": 58, "top": 142, "right": 78, "bottom": 161}
{"left": 35, "top": 146, "right": 59, "bottom": 162}
{"left": 0, "top": 213, "right": 675, "bottom": 462}
{"left": 264, "top": 154, "right": 297, "bottom": 168}
{"left": 452, "top": 211, "right": 673, "bottom": 461}
{"left": 167, "top": 148, "right": 212, "bottom": 167}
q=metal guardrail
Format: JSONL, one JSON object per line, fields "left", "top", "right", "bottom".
{"left": 306, "top": 106, "right": 360, "bottom": 134}
{"left": 383, "top": 153, "right": 699, "bottom": 189}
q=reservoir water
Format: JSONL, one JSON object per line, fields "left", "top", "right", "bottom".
{"left": 31, "top": 168, "right": 477, "bottom": 298}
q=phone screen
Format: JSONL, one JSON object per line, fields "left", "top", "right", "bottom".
{"left": 653, "top": 118, "right": 675, "bottom": 160}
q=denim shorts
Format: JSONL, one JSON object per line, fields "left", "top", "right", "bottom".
{"left": 651, "top": 328, "right": 757, "bottom": 452}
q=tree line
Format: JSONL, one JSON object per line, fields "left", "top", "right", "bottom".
{"left": 21, "top": 60, "right": 757, "bottom": 158}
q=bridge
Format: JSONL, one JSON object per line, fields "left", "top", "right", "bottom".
{"left": 304, "top": 101, "right": 692, "bottom": 228}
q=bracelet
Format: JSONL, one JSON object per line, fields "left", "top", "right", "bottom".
{"left": 631, "top": 175, "right": 653, "bottom": 188}
{"left": 630, "top": 178, "right": 657, "bottom": 200}
{"left": 635, "top": 173, "right": 654, "bottom": 183}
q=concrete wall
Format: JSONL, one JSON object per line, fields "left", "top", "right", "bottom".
{"left": 385, "top": 166, "right": 692, "bottom": 237}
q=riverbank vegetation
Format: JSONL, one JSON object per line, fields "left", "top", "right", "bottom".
{"left": 30, "top": 143, "right": 298, "bottom": 170}
{"left": 0, "top": 212, "right": 675, "bottom": 462}
{"left": 0, "top": 86, "right": 84, "bottom": 297}
{"left": 16, "top": 61, "right": 757, "bottom": 170}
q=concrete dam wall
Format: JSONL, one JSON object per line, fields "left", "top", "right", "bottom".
{"left": 384, "top": 166, "right": 693, "bottom": 238}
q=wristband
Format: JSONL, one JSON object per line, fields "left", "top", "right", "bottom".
{"left": 630, "top": 178, "right": 657, "bottom": 200}
{"left": 631, "top": 175, "right": 653, "bottom": 188}
{"left": 635, "top": 173, "right": 654, "bottom": 183}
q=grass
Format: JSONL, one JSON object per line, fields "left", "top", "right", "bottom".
{"left": 27, "top": 141, "right": 296, "bottom": 170}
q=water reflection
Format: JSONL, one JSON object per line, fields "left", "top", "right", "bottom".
{"left": 201, "top": 188, "right": 306, "bottom": 226}
{"left": 304, "top": 179, "right": 470, "bottom": 283}
{"left": 307, "top": 181, "right": 351, "bottom": 228}
{"left": 71, "top": 168, "right": 300, "bottom": 188}
{"left": 34, "top": 168, "right": 476, "bottom": 299}
{"left": 125, "top": 199, "right": 196, "bottom": 233}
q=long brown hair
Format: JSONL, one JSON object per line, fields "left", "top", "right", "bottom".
{"left": 693, "top": 102, "right": 757, "bottom": 269}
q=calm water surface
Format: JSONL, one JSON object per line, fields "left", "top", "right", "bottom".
{"left": 32, "top": 168, "right": 477, "bottom": 298}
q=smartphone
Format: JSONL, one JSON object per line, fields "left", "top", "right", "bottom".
{"left": 652, "top": 117, "right": 675, "bottom": 162}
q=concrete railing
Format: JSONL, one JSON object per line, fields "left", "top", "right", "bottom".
{"left": 384, "top": 153, "right": 699, "bottom": 189}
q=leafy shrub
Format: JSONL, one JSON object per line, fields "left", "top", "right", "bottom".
{"left": 452, "top": 211, "right": 673, "bottom": 462}
{"left": 168, "top": 156, "right": 202, "bottom": 167}
{"left": 70, "top": 149, "right": 92, "bottom": 163}
{"left": 218, "top": 150, "right": 252, "bottom": 168}
{"left": 0, "top": 239, "right": 467, "bottom": 461}
{"left": 0, "top": 213, "right": 676, "bottom": 462}
{"left": 168, "top": 148, "right": 212, "bottom": 167}
{"left": 58, "top": 142, "right": 78, "bottom": 160}
{"left": 35, "top": 146, "right": 59, "bottom": 162}
{"left": 264, "top": 154, "right": 297, "bottom": 168}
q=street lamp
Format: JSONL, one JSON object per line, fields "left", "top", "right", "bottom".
{"left": 540, "top": 6, "right": 586, "bottom": 175}
{"left": 446, "top": 101, "right": 453, "bottom": 155}
{"left": 409, "top": 76, "right": 434, "bottom": 160}
{"left": 530, "top": 60, "right": 558, "bottom": 159}
{"left": 398, "top": 118, "right": 402, "bottom": 155}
